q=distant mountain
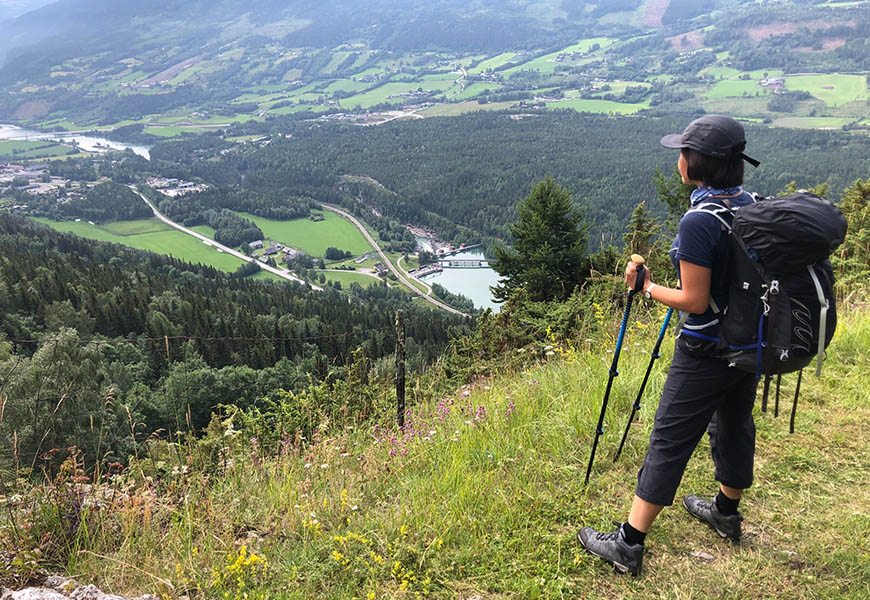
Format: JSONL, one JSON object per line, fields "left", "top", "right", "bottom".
{"left": 0, "top": 0, "right": 55, "bottom": 22}
{"left": 0, "top": 0, "right": 645, "bottom": 71}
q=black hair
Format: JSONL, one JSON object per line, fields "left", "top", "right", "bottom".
{"left": 682, "top": 145, "right": 745, "bottom": 188}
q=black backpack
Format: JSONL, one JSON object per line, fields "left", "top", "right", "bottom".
{"left": 691, "top": 192, "right": 847, "bottom": 379}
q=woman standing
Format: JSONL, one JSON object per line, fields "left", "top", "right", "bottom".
{"left": 578, "top": 115, "right": 762, "bottom": 576}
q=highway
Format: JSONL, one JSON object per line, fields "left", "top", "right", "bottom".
{"left": 321, "top": 204, "right": 470, "bottom": 318}
{"left": 132, "top": 187, "right": 317, "bottom": 288}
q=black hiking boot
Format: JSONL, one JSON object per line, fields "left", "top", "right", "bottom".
{"left": 577, "top": 523, "right": 644, "bottom": 576}
{"left": 682, "top": 494, "right": 743, "bottom": 541}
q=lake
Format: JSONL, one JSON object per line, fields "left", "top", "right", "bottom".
{"left": 420, "top": 249, "right": 503, "bottom": 312}
{"left": 0, "top": 124, "right": 151, "bottom": 159}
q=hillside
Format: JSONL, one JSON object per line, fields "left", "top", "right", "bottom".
{"left": 2, "top": 296, "right": 867, "bottom": 598}
{"left": 2, "top": 1, "right": 870, "bottom": 133}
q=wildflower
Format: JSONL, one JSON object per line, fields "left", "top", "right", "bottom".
{"left": 320, "top": 464, "right": 329, "bottom": 470}
{"left": 506, "top": 400, "right": 515, "bottom": 416}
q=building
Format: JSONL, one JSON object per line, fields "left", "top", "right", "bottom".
{"left": 249, "top": 240, "right": 264, "bottom": 250}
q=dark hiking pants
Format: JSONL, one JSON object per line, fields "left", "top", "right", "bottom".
{"left": 635, "top": 343, "right": 759, "bottom": 506}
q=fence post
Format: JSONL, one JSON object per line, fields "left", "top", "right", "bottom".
{"left": 395, "top": 310, "right": 406, "bottom": 428}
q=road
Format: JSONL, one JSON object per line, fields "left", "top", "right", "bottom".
{"left": 132, "top": 187, "right": 317, "bottom": 289}
{"left": 320, "top": 204, "right": 471, "bottom": 317}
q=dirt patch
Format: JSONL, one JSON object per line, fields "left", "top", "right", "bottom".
{"left": 666, "top": 30, "right": 704, "bottom": 50}
{"left": 794, "top": 38, "right": 847, "bottom": 53}
{"left": 746, "top": 21, "right": 855, "bottom": 42}
{"left": 49, "top": 71, "right": 74, "bottom": 78}
{"left": 640, "top": 0, "right": 670, "bottom": 29}
{"left": 13, "top": 100, "right": 50, "bottom": 119}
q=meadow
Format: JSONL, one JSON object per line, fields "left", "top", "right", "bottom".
{"left": 0, "top": 140, "right": 75, "bottom": 159}
{"left": 785, "top": 74, "right": 870, "bottom": 107}
{"left": 20, "top": 301, "right": 868, "bottom": 599}
{"left": 320, "top": 269, "right": 382, "bottom": 289}
{"left": 235, "top": 211, "right": 373, "bottom": 257}
{"left": 32, "top": 217, "right": 241, "bottom": 271}
{"left": 544, "top": 98, "right": 650, "bottom": 114}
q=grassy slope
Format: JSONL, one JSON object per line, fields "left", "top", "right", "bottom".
{"left": 60, "top": 304, "right": 870, "bottom": 599}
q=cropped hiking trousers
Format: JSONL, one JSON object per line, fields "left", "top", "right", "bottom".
{"left": 635, "top": 343, "right": 759, "bottom": 506}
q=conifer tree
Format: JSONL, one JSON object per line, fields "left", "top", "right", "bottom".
{"left": 491, "top": 177, "right": 589, "bottom": 302}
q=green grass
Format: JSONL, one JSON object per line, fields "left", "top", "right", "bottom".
{"left": 771, "top": 116, "right": 853, "bottom": 129}
{"left": 340, "top": 81, "right": 458, "bottom": 109}
{"left": 451, "top": 82, "right": 503, "bottom": 100}
{"left": 0, "top": 140, "right": 76, "bottom": 159}
{"left": 235, "top": 211, "right": 373, "bottom": 257}
{"left": 705, "top": 79, "right": 771, "bottom": 99}
{"left": 28, "top": 302, "right": 870, "bottom": 598}
{"left": 32, "top": 217, "right": 242, "bottom": 271}
{"left": 502, "top": 37, "right": 615, "bottom": 76}
{"left": 468, "top": 52, "right": 518, "bottom": 74}
{"left": 320, "top": 270, "right": 382, "bottom": 289}
{"left": 545, "top": 98, "right": 650, "bottom": 114}
{"left": 785, "top": 74, "right": 870, "bottom": 107}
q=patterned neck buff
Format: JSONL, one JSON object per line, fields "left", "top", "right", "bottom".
{"left": 690, "top": 185, "right": 744, "bottom": 207}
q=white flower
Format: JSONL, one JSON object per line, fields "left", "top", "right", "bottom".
{"left": 320, "top": 464, "right": 329, "bottom": 469}
{"left": 304, "top": 463, "right": 312, "bottom": 469}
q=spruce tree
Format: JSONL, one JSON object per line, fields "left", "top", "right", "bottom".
{"left": 491, "top": 177, "right": 589, "bottom": 302}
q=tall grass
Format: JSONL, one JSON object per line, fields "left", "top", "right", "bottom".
{"left": 2, "top": 306, "right": 868, "bottom": 598}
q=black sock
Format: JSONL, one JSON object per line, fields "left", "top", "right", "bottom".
{"left": 621, "top": 521, "right": 647, "bottom": 546}
{"left": 715, "top": 492, "right": 740, "bottom": 515}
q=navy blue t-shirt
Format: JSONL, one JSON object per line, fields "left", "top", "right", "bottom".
{"left": 670, "top": 190, "right": 755, "bottom": 339}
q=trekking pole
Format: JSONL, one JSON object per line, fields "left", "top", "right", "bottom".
{"left": 790, "top": 369, "right": 803, "bottom": 434}
{"left": 613, "top": 307, "right": 674, "bottom": 462}
{"left": 585, "top": 254, "right": 646, "bottom": 485}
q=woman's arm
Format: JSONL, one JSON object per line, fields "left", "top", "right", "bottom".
{"left": 625, "top": 260, "right": 711, "bottom": 314}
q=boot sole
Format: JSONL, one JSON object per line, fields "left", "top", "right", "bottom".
{"left": 681, "top": 497, "right": 741, "bottom": 542}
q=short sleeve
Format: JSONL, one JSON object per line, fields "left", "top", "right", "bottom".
{"left": 675, "top": 211, "right": 721, "bottom": 269}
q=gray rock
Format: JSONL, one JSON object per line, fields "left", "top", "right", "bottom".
{"left": 690, "top": 550, "right": 715, "bottom": 562}
{"left": 1, "top": 589, "right": 71, "bottom": 600}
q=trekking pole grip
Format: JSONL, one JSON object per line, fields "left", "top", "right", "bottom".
{"left": 630, "top": 254, "right": 646, "bottom": 295}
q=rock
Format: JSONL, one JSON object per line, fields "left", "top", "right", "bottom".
{"left": 690, "top": 550, "right": 715, "bottom": 562}
{"left": 1, "top": 581, "right": 155, "bottom": 600}
{"left": 1, "top": 589, "right": 71, "bottom": 600}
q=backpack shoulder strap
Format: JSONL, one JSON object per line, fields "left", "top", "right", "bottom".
{"left": 689, "top": 201, "right": 735, "bottom": 232}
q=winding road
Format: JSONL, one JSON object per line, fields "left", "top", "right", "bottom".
{"left": 132, "top": 187, "right": 318, "bottom": 289}
{"left": 320, "top": 204, "right": 470, "bottom": 317}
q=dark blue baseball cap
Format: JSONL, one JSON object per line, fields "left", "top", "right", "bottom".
{"left": 661, "top": 115, "right": 760, "bottom": 167}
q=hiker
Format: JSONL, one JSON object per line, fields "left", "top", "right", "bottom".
{"left": 578, "top": 115, "right": 762, "bottom": 576}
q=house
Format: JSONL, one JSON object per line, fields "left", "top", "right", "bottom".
{"left": 264, "top": 244, "right": 279, "bottom": 256}
{"left": 249, "top": 240, "right": 264, "bottom": 250}
{"left": 374, "top": 262, "right": 389, "bottom": 277}
{"left": 310, "top": 213, "right": 325, "bottom": 222}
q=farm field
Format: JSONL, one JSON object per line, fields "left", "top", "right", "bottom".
{"left": 0, "top": 140, "right": 75, "bottom": 159}
{"left": 785, "top": 74, "right": 870, "bottom": 106}
{"left": 31, "top": 217, "right": 241, "bottom": 271}
{"left": 771, "top": 116, "right": 854, "bottom": 129}
{"left": 468, "top": 52, "right": 517, "bottom": 74}
{"left": 705, "top": 79, "right": 771, "bottom": 99}
{"left": 340, "top": 80, "right": 457, "bottom": 110}
{"left": 544, "top": 98, "right": 650, "bottom": 114}
{"left": 235, "top": 211, "right": 373, "bottom": 257}
{"left": 320, "top": 270, "right": 381, "bottom": 289}
{"left": 419, "top": 100, "right": 517, "bottom": 116}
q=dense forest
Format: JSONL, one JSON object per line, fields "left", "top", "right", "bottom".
{"left": 0, "top": 213, "right": 472, "bottom": 467}
{"left": 203, "top": 111, "right": 870, "bottom": 248}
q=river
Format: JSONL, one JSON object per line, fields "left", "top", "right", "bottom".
{"left": 0, "top": 124, "right": 151, "bottom": 159}
{"left": 419, "top": 249, "right": 503, "bottom": 312}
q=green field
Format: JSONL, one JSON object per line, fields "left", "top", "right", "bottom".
{"left": 0, "top": 140, "right": 76, "bottom": 159}
{"left": 320, "top": 270, "right": 381, "bottom": 289}
{"left": 502, "top": 37, "right": 614, "bottom": 76}
{"left": 705, "top": 79, "right": 771, "bottom": 99}
{"left": 236, "top": 211, "right": 373, "bottom": 257}
{"left": 452, "top": 82, "right": 503, "bottom": 100}
{"left": 545, "top": 98, "right": 649, "bottom": 114}
{"left": 771, "top": 116, "right": 853, "bottom": 129}
{"left": 468, "top": 52, "right": 517, "bottom": 74}
{"left": 785, "top": 74, "right": 870, "bottom": 106}
{"left": 341, "top": 80, "right": 458, "bottom": 109}
{"left": 32, "top": 217, "right": 242, "bottom": 271}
